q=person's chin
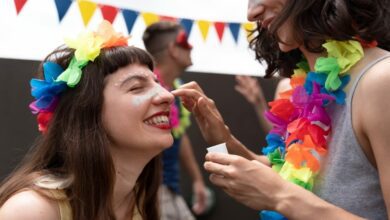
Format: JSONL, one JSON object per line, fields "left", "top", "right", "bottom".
{"left": 278, "top": 42, "right": 297, "bottom": 53}
{"left": 161, "top": 135, "right": 174, "bottom": 149}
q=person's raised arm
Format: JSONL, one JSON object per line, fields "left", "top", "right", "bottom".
{"left": 235, "top": 75, "right": 272, "bottom": 132}
{"left": 235, "top": 76, "right": 292, "bottom": 133}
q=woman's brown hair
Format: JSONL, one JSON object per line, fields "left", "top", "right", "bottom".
{"left": 250, "top": 0, "right": 390, "bottom": 78}
{"left": 0, "top": 46, "right": 160, "bottom": 220}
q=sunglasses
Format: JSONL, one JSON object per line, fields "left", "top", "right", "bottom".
{"left": 175, "top": 30, "right": 193, "bottom": 50}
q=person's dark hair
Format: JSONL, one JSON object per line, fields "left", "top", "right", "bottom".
{"left": 249, "top": 0, "right": 390, "bottom": 78}
{"left": 0, "top": 46, "right": 160, "bottom": 220}
{"left": 142, "top": 21, "right": 182, "bottom": 59}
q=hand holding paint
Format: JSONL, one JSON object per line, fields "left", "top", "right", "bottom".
{"left": 207, "top": 143, "right": 228, "bottom": 154}
{"left": 206, "top": 143, "right": 228, "bottom": 179}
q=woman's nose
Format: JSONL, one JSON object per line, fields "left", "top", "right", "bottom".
{"left": 247, "top": 1, "right": 265, "bottom": 22}
{"left": 153, "top": 84, "right": 174, "bottom": 106}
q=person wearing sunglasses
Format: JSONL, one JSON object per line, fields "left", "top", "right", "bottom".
{"left": 142, "top": 21, "right": 207, "bottom": 220}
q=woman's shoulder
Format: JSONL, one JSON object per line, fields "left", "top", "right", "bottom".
{"left": 359, "top": 48, "right": 390, "bottom": 88}
{"left": 0, "top": 189, "right": 60, "bottom": 220}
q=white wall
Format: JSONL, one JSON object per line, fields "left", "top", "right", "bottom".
{"left": 0, "top": 0, "right": 265, "bottom": 76}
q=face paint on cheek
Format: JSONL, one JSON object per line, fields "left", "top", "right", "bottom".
{"left": 132, "top": 84, "right": 166, "bottom": 106}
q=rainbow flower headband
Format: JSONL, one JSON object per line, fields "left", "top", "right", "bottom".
{"left": 260, "top": 40, "right": 368, "bottom": 220}
{"left": 29, "top": 20, "right": 129, "bottom": 133}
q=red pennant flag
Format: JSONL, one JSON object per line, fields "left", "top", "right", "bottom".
{"left": 214, "top": 22, "right": 225, "bottom": 42}
{"left": 159, "top": 15, "right": 177, "bottom": 22}
{"left": 100, "top": 4, "right": 118, "bottom": 23}
{"left": 14, "top": 0, "right": 27, "bottom": 15}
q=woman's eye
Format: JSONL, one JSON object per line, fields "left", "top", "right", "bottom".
{"left": 129, "top": 86, "right": 143, "bottom": 92}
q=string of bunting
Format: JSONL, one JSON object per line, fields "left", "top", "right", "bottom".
{"left": 13, "top": 0, "right": 256, "bottom": 44}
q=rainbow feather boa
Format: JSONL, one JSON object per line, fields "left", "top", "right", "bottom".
{"left": 260, "top": 40, "right": 364, "bottom": 220}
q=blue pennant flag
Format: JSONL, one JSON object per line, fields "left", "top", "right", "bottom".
{"left": 228, "top": 22, "right": 241, "bottom": 43}
{"left": 122, "top": 9, "right": 139, "bottom": 34}
{"left": 180, "top": 19, "right": 194, "bottom": 36}
{"left": 54, "top": 0, "right": 72, "bottom": 21}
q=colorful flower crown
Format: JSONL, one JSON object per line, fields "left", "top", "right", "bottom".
{"left": 29, "top": 20, "right": 129, "bottom": 133}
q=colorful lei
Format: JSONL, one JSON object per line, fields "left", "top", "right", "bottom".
{"left": 260, "top": 40, "right": 365, "bottom": 220}
{"left": 29, "top": 20, "right": 129, "bottom": 133}
{"left": 153, "top": 69, "right": 191, "bottom": 138}
{"left": 172, "top": 79, "right": 191, "bottom": 138}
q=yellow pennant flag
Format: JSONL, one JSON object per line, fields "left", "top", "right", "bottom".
{"left": 197, "top": 20, "right": 211, "bottom": 42}
{"left": 242, "top": 22, "right": 256, "bottom": 42}
{"left": 78, "top": 0, "right": 97, "bottom": 26}
{"left": 141, "top": 12, "right": 160, "bottom": 26}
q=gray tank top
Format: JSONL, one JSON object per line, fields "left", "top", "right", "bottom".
{"left": 313, "top": 55, "right": 390, "bottom": 219}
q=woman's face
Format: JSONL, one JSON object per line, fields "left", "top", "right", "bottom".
{"left": 102, "top": 63, "right": 174, "bottom": 154}
{"left": 247, "top": 0, "right": 299, "bottom": 52}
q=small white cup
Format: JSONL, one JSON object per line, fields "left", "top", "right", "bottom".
{"left": 207, "top": 143, "right": 228, "bottom": 154}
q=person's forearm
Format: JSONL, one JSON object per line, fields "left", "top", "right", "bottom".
{"left": 226, "top": 135, "right": 259, "bottom": 161}
{"left": 275, "top": 184, "right": 366, "bottom": 220}
{"left": 180, "top": 134, "right": 204, "bottom": 183}
{"left": 255, "top": 106, "right": 272, "bottom": 132}
{"left": 251, "top": 88, "right": 272, "bottom": 132}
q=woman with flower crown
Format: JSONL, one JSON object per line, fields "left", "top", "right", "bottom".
{"left": 0, "top": 21, "right": 174, "bottom": 220}
{"left": 172, "top": 0, "right": 390, "bottom": 219}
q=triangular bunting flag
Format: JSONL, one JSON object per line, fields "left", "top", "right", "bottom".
{"left": 228, "top": 22, "right": 241, "bottom": 43}
{"left": 242, "top": 22, "right": 256, "bottom": 41}
{"left": 78, "top": 0, "right": 97, "bottom": 26}
{"left": 122, "top": 9, "right": 139, "bottom": 34}
{"left": 214, "top": 22, "right": 225, "bottom": 42}
{"left": 180, "top": 19, "right": 194, "bottom": 36}
{"left": 14, "top": 0, "right": 27, "bottom": 15}
{"left": 197, "top": 20, "right": 211, "bottom": 42}
{"left": 141, "top": 12, "right": 159, "bottom": 26}
{"left": 54, "top": 0, "right": 72, "bottom": 21}
{"left": 100, "top": 4, "right": 118, "bottom": 23}
{"left": 159, "top": 15, "right": 177, "bottom": 22}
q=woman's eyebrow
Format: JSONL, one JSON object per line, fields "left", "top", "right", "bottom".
{"left": 119, "top": 73, "right": 149, "bottom": 88}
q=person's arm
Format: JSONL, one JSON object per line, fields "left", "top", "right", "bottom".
{"left": 0, "top": 190, "right": 60, "bottom": 220}
{"left": 171, "top": 81, "right": 262, "bottom": 162}
{"left": 179, "top": 133, "right": 207, "bottom": 215}
{"left": 354, "top": 59, "right": 390, "bottom": 217}
{"left": 235, "top": 75, "right": 271, "bottom": 131}
{"left": 204, "top": 153, "right": 366, "bottom": 220}
{"left": 235, "top": 76, "right": 291, "bottom": 132}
